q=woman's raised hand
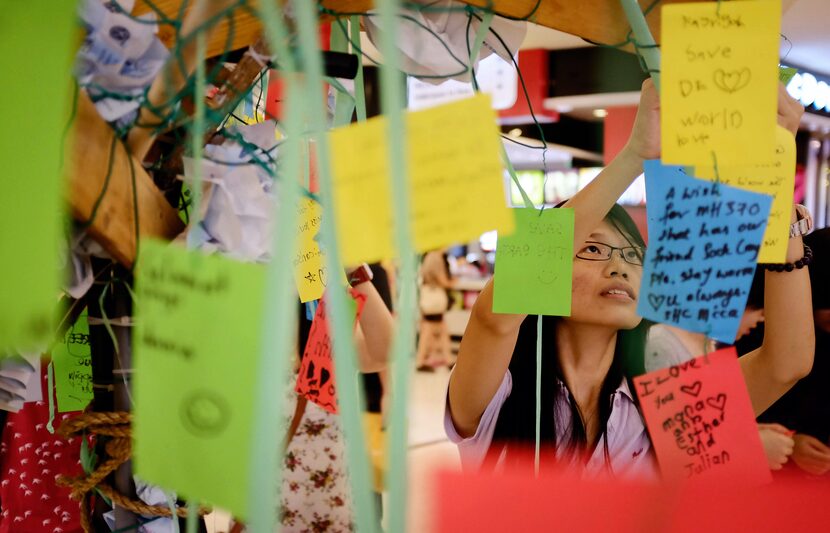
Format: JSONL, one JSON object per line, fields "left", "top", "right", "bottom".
{"left": 624, "top": 78, "right": 661, "bottom": 161}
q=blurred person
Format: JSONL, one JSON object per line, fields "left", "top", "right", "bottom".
{"left": 416, "top": 249, "right": 455, "bottom": 371}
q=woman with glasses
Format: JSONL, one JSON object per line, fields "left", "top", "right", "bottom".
{"left": 444, "top": 80, "right": 815, "bottom": 477}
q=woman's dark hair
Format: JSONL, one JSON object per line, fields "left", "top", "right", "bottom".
{"left": 490, "top": 204, "right": 651, "bottom": 468}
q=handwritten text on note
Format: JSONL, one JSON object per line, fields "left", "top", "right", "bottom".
{"left": 696, "top": 125, "right": 795, "bottom": 263}
{"left": 493, "top": 208, "right": 574, "bottom": 316}
{"left": 638, "top": 161, "right": 771, "bottom": 343}
{"left": 661, "top": 0, "right": 781, "bottom": 166}
{"left": 634, "top": 347, "right": 771, "bottom": 485}
{"left": 330, "top": 94, "right": 515, "bottom": 265}
{"left": 134, "top": 240, "right": 266, "bottom": 519}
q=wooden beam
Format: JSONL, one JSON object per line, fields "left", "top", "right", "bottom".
{"left": 67, "top": 92, "right": 184, "bottom": 267}
{"left": 133, "top": 1, "right": 373, "bottom": 59}
{"left": 135, "top": 0, "right": 796, "bottom": 58}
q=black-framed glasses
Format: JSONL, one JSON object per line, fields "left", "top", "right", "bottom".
{"left": 576, "top": 241, "right": 645, "bottom": 266}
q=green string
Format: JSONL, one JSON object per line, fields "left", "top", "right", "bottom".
{"left": 166, "top": 494, "right": 180, "bottom": 533}
{"left": 47, "top": 361, "right": 56, "bottom": 434}
{"left": 371, "top": 0, "right": 421, "bottom": 531}
{"left": 189, "top": 31, "right": 207, "bottom": 230}
{"left": 619, "top": 0, "right": 662, "bottom": 90}
{"left": 185, "top": 501, "right": 199, "bottom": 533}
{"left": 350, "top": 16, "right": 368, "bottom": 123}
{"left": 535, "top": 314, "right": 543, "bottom": 474}
{"left": 249, "top": 1, "right": 303, "bottom": 531}
{"left": 293, "top": 2, "right": 379, "bottom": 532}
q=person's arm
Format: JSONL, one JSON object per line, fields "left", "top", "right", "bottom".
{"left": 563, "top": 79, "right": 660, "bottom": 249}
{"left": 791, "top": 433, "right": 830, "bottom": 475}
{"left": 352, "top": 280, "right": 394, "bottom": 373}
{"left": 448, "top": 80, "right": 660, "bottom": 438}
{"left": 740, "top": 84, "right": 814, "bottom": 415}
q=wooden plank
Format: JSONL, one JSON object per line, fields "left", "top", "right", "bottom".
{"left": 133, "top": 0, "right": 374, "bottom": 58}
{"left": 67, "top": 92, "right": 184, "bottom": 267}
{"left": 135, "top": 0, "right": 797, "bottom": 58}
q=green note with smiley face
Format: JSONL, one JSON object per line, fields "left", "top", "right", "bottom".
{"left": 133, "top": 240, "right": 266, "bottom": 519}
{"left": 493, "top": 207, "right": 574, "bottom": 316}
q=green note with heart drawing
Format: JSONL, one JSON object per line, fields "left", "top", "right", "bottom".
{"left": 493, "top": 208, "right": 574, "bottom": 316}
{"left": 133, "top": 240, "right": 266, "bottom": 519}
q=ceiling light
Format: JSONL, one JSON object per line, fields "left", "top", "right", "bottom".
{"left": 593, "top": 109, "right": 608, "bottom": 118}
{"left": 508, "top": 128, "right": 523, "bottom": 137}
{"left": 555, "top": 105, "right": 574, "bottom": 113}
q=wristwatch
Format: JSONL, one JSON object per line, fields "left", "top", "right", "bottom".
{"left": 347, "top": 264, "right": 373, "bottom": 287}
{"left": 790, "top": 204, "right": 813, "bottom": 238}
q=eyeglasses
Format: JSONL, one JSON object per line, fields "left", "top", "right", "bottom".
{"left": 576, "top": 241, "right": 645, "bottom": 266}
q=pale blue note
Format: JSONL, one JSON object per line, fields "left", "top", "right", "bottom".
{"left": 638, "top": 160, "right": 772, "bottom": 343}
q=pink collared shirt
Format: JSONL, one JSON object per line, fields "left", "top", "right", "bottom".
{"left": 445, "top": 370, "right": 659, "bottom": 480}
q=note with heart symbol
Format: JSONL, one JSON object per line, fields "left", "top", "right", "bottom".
{"left": 634, "top": 347, "right": 771, "bottom": 485}
{"left": 648, "top": 294, "right": 666, "bottom": 312}
{"left": 661, "top": 0, "right": 780, "bottom": 166}
{"left": 712, "top": 68, "right": 752, "bottom": 94}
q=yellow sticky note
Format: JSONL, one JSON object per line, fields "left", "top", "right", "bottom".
{"left": 661, "top": 0, "right": 781, "bottom": 166}
{"left": 330, "top": 94, "right": 514, "bottom": 264}
{"left": 294, "top": 197, "right": 330, "bottom": 302}
{"left": 696, "top": 125, "right": 795, "bottom": 263}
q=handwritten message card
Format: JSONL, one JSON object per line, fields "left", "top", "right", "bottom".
{"left": 330, "top": 94, "right": 514, "bottom": 265}
{"left": 134, "top": 240, "right": 266, "bottom": 518}
{"left": 661, "top": 0, "right": 780, "bottom": 166}
{"left": 634, "top": 347, "right": 771, "bottom": 485}
{"left": 294, "top": 196, "right": 331, "bottom": 302}
{"left": 295, "top": 289, "right": 365, "bottom": 414}
{"left": 493, "top": 208, "right": 574, "bottom": 315}
{"left": 638, "top": 161, "right": 771, "bottom": 343}
{"left": 696, "top": 125, "right": 795, "bottom": 263}
{"left": 51, "top": 310, "right": 93, "bottom": 412}
{"left": 0, "top": 2, "right": 76, "bottom": 352}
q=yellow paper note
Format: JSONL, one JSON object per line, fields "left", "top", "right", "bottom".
{"left": 294, "top": 197, "right": 331, "bottom": 302}
{"left": 329, "top": 94, "right": 514, "bottom": 264}
{"left": 696, "top": 125, "right": 795, "bottom": 263}
{"left": 661, "top": 0, "right": 780, "bottom": 166}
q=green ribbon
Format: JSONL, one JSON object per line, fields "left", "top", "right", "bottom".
{"left": 293, "top": 3, "right": 379, "bottom": 533}
{"left": 350, "top": 16, "right": 368, "bottom": 123}
{"left": 619, "top": 0, "right": 661, "bottom": 90}
{"left": 250, "top": 2, "right": 305, "bottom": 532}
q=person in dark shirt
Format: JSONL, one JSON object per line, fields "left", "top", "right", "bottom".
{"left": 754, "top": 227, "right": 830, "bottom": 475}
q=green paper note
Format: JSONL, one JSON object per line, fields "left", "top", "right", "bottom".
{"left": 133, "top": 240, "right": 266, "bottom": 519}
{"left": 52, "top": 310, "right": 93, "bottom": 412}
{"left": 0, "top": 2, "right": 76, "bottom": 352}
{"left": 779, "top": 66, "right": 798, "bottom": 85}
{"left": 493, "top": 208, "right": 574, "bottom": 316}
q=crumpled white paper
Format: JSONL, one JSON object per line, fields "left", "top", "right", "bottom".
{"left": 75, "top": 0, "right": 170, "bottom": 127}
{"left": 363, "top": 0, "right": 526, "bottom": 84}
{"left": 103, "top": 477, "right": 179, "bottom": 532}
{"left": 181, "top": 121, "right": 280, "bottom": 262}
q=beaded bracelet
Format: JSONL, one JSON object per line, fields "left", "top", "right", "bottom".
{"left": 760, "top": 245, "right": 813, "bottom": 272}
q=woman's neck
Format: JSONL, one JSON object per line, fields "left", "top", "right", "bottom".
{"left": 555, "top": 321, "right": 618, "bottom": 446}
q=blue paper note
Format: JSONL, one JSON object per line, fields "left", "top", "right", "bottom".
{"left": 638, "top": 160, "right": 772, "bottom": 343}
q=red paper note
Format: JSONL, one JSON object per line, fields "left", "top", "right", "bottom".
{"left": 295, "top": 289, "right": 366, "bottom": 414}
{"left": 436, "top": 469, "right": 830, "bottom": 533}
{"left": 633, "top": 346, "right": 770, "bottom": 485}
